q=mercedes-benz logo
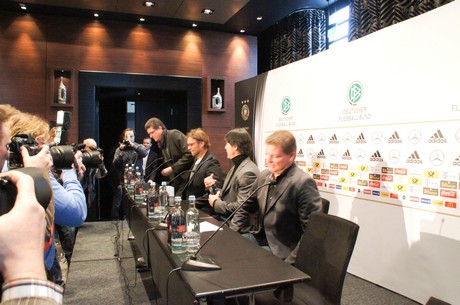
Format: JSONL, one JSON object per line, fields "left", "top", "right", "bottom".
{"left": 355, "top": 149, "right": 365, "bottom": 162}
{"left": 430, "top": 150, "right": 445, "bottom": 166}
{"left": 408, "top": 129, "right": 422, "bottom": 145}
{"left": 389, "top": 149, "right": 400, "bottom": 164}
{"left": 343, "top": 132, "right": 352, "bottom": 144}
{"left": 372, "top": 131, "right": 382, "bottom": 144}
{"left": 306, "top": 148, "right": 314, "bottom": 159}
{"left": 318, "top": 134, "right": 326, "bottom": 145}
{"left": 329, "top": 148, "right": 338, "bottom": 160}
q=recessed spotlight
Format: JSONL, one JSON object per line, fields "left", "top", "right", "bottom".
{"left": 19, "top": 3, "right": 27, "bottom": 10}
{"left": 143, "top": 1, "right": 154, "bottom": 7}
{"left": 202, "top": 8, "right": 214, "bottom": 15}
{"left": 139, "top": 17, "right": 145, "bottom": 22}
{"left": 94, "top": 13, "right": 99, "bottom": 17}
{"left": 192, "top": 23, "right": 198, "bottom": 27}
{"left": 256, "top": 16, "right": 263, "bottom": 20}
{"left": 240, "top": 29, "right": 246, "bottom": 33}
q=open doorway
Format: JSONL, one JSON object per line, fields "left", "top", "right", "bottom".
{"left": 79, "top": 72, "right": 201, "bottom": 221}
{"left": 96, "top": 87, "right": 188, "bottom": 220}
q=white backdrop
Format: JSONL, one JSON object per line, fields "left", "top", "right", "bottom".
{"left": 254, "top": 1, "right": 460, "bottom": 303}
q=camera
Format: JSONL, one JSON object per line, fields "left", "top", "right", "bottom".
{"left": 81, "top": 146, "right": 104, "bottom": 168}
{"left": 8, "top": 133, "right": 76, "bottom": 170}
{"left": 0, "top": 167, "right": 52, "bottom": 216}
{"left": 121, "top": 139, "right": 133, "bottom": 151}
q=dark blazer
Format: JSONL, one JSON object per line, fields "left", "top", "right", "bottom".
{"left": 213, "top": 157, "right": 259, "bottom": 221}
{"left": 143, "top": 148, "right": 159, "bottom": 182}
{"left": 230, "top": 164, "right": 321, "bottom": 263}
{"left": 180, "top": 150, "right": 223, "bottom": 207}
{"left": 158, "top": 129, "right": 194, "bottom": 191}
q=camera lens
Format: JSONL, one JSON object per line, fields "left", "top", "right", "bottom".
{"left": 49, "top": 145, "right": 75, "bottom": 169}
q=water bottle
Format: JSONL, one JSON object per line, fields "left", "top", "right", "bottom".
{"left": 157, "top": 181, "right": 168, "bottom": 222}
{"left": 128, "top": 164, "right": 136, "bottom": 197}
{"left": 126, "top": 165, "right": 134, "bottom": 197}
{"left": 184, "top": 195, "right": 200, "bottom": 253}
{"left": 170, "top": 196, "right": 186, "bottom": 254}
{"left": 123, "top": 164, "right": 129, "bottom": 187}
{"left": 134, "top": 170, "right": 143, "bottom": 206}
{"left": 147, "top": 182, "right": 159, "bottom": 222}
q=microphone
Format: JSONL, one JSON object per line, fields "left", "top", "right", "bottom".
{"left": 181, "top": 179, "right": 278, "bottom": 271}
{"left": 166, "top": 169, "right": 195, "bottom": 188}
{"left": 144, "top": 158, "right": 172, "bottom": 181}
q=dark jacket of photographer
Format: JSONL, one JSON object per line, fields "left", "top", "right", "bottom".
{"left": 112, "top": 141, "right": 148, "bottom": 184}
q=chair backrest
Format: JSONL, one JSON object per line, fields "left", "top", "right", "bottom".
{"left": 294, "top": 212, "right": 359, "bottom": 305}
{"left": 320, "top": 197, "right": 330, "bottom": 214}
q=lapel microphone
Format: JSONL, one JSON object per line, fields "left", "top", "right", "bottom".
{"left": 181, "top": 179, "right": 277, "bottom": 271}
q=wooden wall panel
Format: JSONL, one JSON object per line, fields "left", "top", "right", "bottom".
{"left": 0, "top": 10, "right": 257, "bottom": 172}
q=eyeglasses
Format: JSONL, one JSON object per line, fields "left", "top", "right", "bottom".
{"left": 148, "top": 129, "right": 157, "bottom": 136}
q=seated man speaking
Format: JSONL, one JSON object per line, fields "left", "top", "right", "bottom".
{"left": 230, "top": 130, "right": 321, "bottom": 264}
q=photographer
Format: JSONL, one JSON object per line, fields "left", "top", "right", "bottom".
{"left": 80, "top": 138, "right": 107, "bottom": 209}
{"left": 111, "top": 128, "right": 147, "bottom": 220}
{"left": 0, "top": 106, "right": 62, "bottom": 304}
{"left": 6, "top": 111, "right": 86, "bottom": 285}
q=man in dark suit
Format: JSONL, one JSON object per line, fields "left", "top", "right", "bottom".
{"left": 144, "top": 117, "right": 194, "bottom": 192}
{"left": 142, "top": 137, "right": 159, "bottom": 183}
{"left": 205, "top": 128, "right": 259, "bottom": 228}
{"left": 230, "top": 130, "right": 321, "bottom": 264}
{"left": 180, "top": 128, "right": 223, "bottom": 212}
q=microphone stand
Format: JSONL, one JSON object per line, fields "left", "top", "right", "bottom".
{"left": 181, "top": 179, "right": 277, "bottom": 271}
{"left": 144, "top": 158, "right": 171, "bottom": 182}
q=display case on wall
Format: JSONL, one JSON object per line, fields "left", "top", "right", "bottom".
{"left": 204, "top": 77, "right": 226, "bottom": 112}
{"left": 49, "top": 69, "right": 73, "bottom": 108}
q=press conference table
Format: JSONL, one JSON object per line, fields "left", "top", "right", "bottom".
{"left": 123, "top": 194, "right": 310, "bottom": 304}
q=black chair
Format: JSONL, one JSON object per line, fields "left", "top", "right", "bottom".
{"left": 320, "top": 198, "right": 330, "bottom": 214}
{"left": 254, "top": 212, "right": 359, "bottom": 305}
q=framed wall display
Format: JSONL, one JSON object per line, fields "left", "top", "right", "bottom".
{"left": 204, "top": 77, "right": 226, "bottom": 112}
{"left": 50, "top": 69, "right": 73, "bottom": 107}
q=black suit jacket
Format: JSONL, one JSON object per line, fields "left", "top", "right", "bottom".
{"left": 231, "top": 164, "right": 321, "bottom": 263}
{"left": 180, "top": 150, "right": 223, "bottom": 208}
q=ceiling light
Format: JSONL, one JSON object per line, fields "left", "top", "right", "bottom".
{"left": 202, "top": 9, "right": 214, "bottom": 15}
{"left": 143, "top": 1, "right": 154, "bottom": 7}
{"left": 256, "top": 16, "right": 263, "bottom": 20}
{"left": 94, "top": 13, "right": 99, "bottom": 17}
{"left": 192, "top": 23, "right": 198, "bottom": 27}
{"left": 19, "top": 3, "right": 27, "bottom": 10}
{"left": 139, "top": 17, "right": 145, "bottom": 22}
{"left": 240, "top": 29, "right": 245, "bottom": 33}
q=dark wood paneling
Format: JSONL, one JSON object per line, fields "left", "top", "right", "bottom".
{"left": 0, "top": 10, "right": 257, "bottom": 171}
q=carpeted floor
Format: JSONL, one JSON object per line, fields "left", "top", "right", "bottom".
{"left": 64, "top": 221, "right": 421, "bottom": 305}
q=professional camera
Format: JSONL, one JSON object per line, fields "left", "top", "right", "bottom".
{"left": 120, "top": 139, "right": 133, "bottom": 151}
{"left": 8, "top": 133, "right": 75, "bottom": 170}
{"left": 80, "top": 145, "right": 104, "bottom": 169}
{"left": 0, "top": 167, "right": 52, "bottom": 216}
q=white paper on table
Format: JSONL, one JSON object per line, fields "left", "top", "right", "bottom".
{"left": 199, "top": 221, "right": 223, "bottom": 232}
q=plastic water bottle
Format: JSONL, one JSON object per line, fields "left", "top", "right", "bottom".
{"left": 184, "top": 195, "right": 200, "bottom": 253}
{"left": 171, "top": 196, "right": 186, "bottom": 254}
{"left": 157, "top": 181, "right": 168, "bottom": 222}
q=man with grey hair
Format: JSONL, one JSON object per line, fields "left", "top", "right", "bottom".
{"left": 231, "top": 130, "right": 321, "bottom": 263}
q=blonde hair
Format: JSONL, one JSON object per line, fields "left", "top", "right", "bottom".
{"left": 7, "top": 112, "right": 50, "bottom": 145}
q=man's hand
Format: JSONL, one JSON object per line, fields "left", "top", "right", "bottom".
{"left": 208, "top": 191, "right": 221, "bottom": 207}
{"left": 21, "top": 145, "right": 52, "bottom": 172}
{"left": 161, "top": 166, "right": 173, "bottom": 177}
{"left": 204, "top": 173, "right": 216, "bottom": 189}
{"left": 0, "top": 170, "right": 47, "bottom": 282}
{"left": 74, "top": 150, "right": 86, "bottom": 177}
